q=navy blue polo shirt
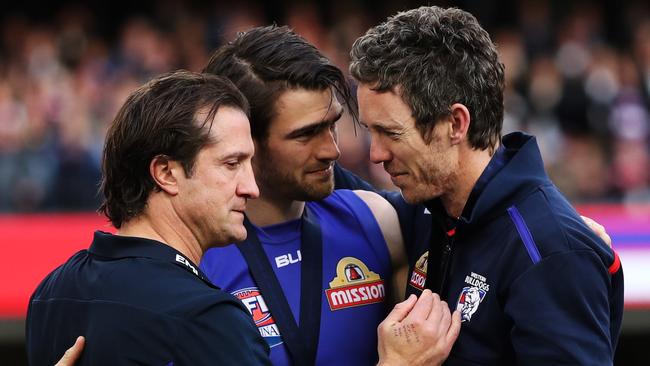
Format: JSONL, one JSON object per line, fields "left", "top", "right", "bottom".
{"left": 26, "top": 231, "right": 271, "bottom": 365}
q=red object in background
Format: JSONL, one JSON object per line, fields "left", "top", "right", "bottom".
{"left": 0, "top": 213, "right": 115, "bottom": 318}
{"left": 1, "top": 204, "right": 649, "bottom": 319}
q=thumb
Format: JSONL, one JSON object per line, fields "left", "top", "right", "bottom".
{"left": 55, "top": 336, "right": 85, "bottom": 366}
{"left": 384, "top": 294, "right": 418, "bottom": 323}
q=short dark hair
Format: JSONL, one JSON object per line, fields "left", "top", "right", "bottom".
{"left": 350, "top": 6, "right": 504, "bottom": 151}
{"left": 98, "top": 70, "right": 249, "bottom": 228}
{"left": 203, "top": 25, "right": 356, "bottom": 142}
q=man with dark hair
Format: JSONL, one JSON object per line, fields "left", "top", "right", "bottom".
{"left": 199, "top": 25, "right": 460, "bottom": 366}
{"left": 26, "top": 70, "right": 270, "bottom": 365}
{"left": 349, "top": 6, "right": 624, "bottom": 365}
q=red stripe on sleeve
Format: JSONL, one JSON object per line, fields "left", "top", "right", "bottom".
{"left": 608, "top": 251, "right": 621, "bottom": 274}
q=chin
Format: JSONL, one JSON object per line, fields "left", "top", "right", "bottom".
{"left": 400, "top": 191, "right": 422, "bottom": 205}
{"left": 230, "top": 226, "right": 248, "bottom": 243}
{"left": 295, "top": 182, "right": 333, "bottom": 202}
{"left": 400, "top": 187, "right": 438, "bottom": 205}
{"left": 211, "top": 226, "right": 248, "bottom": 247}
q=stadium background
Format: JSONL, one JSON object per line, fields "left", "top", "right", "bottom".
{"left": 1, "top": 0, "right": 648, "bottom": 364}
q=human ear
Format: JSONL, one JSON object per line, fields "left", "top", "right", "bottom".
{"left": 449, "top": 103, "right": 471, "bottom": 145}
{"left": 149, "top": 155, "right": 181, "bottom": 195}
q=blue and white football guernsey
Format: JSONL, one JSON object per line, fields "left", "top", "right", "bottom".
{"left": 201, "top": 189, "right": 392, "bottom": 366}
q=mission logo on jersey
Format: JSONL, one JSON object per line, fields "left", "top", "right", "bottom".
{"left": 232, "top": 287, "right": 283, "bottom": 348}
{"left": 325, "top": 257, "right": 385, "bottom": 311}
{"left": 409, "top": 251, "right": 428, "bottom": 290}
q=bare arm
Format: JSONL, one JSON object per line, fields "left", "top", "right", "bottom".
{"left": 354, "top": 190, "right": 408, "bottom": 302}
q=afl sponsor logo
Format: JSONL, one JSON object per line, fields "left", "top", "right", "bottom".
{"left": 232, "top": 287, "right": 283, "bottom": 348}
{"left": 325, "top": 257, "right": 385, "bottom": 311}
{"left": 409, "top": 251, "right": 428, "bottom": 290}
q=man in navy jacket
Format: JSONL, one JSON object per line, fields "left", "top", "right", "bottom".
{"left": 345, "top": 6, "right": 624, "bottom": 365}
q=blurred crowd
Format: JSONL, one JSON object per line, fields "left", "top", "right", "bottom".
{"left": 1, "top": 0, "right": 649, "bottom": 212}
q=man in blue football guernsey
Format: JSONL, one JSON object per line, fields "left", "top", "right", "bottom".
{"left": 200, "top": 26, "right": 461, "bottom": 366}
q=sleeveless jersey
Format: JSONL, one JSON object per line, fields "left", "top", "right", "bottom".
{"left": 201, "top": 189, "right": 392, "bottom": 365}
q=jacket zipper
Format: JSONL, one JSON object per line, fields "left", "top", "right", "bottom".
{"left": 437, "top": 233, "right": 455, "bottom": 299}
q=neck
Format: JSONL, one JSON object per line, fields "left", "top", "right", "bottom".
{"left": 117, "top": 199, "right": 204, "bottom": 265}
{"left": 245, "top": 195, "right": 305, "bottom": 227}
{"left": 441, "top": 144, "right": 497, "bottom": 218}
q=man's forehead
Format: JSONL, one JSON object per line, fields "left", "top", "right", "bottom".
{"left": 275, "top": 87, "right": 340, "bottom": 109}
{"left": 358, "top": 85, "right": 412, "bottom": 125}
{"left": 206, "top": 107, "right": 253, "bottom": 146}
{"left": 270, "top": 88, "right": 343, "bottom": 130}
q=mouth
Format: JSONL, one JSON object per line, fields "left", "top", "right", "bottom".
{"left": 306, "top": 165, "right": 333, "bottom": 177}
{"left": 387, "top": 171, "right": 407, "bottom": 185}
{"left": 386, "top": 170, "right": 407, "bottom": 178}
{"left": 232, "top": 208, "right": 246, "bottom": 216}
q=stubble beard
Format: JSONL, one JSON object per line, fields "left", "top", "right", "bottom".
{"left": 256, "top": 161, "right": 334, "bottom": 203}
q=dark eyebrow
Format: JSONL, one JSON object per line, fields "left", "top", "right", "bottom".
{"left": 285, "top": 109, "right": 344, "bottom": 139}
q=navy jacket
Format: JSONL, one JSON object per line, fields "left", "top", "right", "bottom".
{"left": 26, "top": 231, "right": 271, "bottom": 365}
{"left": 335, "top": 132, "right": 623, "bottom": 365}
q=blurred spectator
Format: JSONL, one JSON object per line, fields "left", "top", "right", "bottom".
{"left": 0, "top": 0, "right": 649, "bottom": 212}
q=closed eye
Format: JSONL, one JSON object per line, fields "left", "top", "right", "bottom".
{"left": 225, "top": 161, "right": 241, "bottom": 169}
{"left": 376, "top": 126, "right": 402, "bottom": 140}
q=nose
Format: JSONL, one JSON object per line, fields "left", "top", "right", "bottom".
{"left": 237, "top": 162, "right": 260, "bottom": 199}
{"left": 315, "top": 127, "right": 341, "bottom": 162}
{"left": 369, "top": 136, "right": 391, "bottom": 164}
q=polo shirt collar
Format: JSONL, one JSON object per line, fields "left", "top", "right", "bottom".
{"left": 89, "top": 231, "right": 216, "bottom": 287}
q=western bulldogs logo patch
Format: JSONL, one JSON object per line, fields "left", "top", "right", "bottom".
{"left": 325, "top": 257, "right": 385, "bottom": 311}
{"left": 232, "top": 287, "right": 283, "bottom": 348}
{"left": 409, "top": 251, "right": 428, "bottom": 290}
{"left": 455, "top": 272, "right": 490, "bottom": 322}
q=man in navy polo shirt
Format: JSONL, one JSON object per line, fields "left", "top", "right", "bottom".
{"left": 26, "top": 71, "right": 270, "bottom": 365}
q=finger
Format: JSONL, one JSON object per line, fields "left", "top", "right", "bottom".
{"left": 598, "top": 231, "right": 614, "bottom": 248}
{"left": 444, "top": 310, "right": 462, "bottom": 352}
{"left": 55, "top": 336, "right": 85, "bottom": 366}
{"left": 427, "top": 292, "right": 443, "bottom": 322}
{"left": 581, "top": 215, "right": 604, "bottom": 233}
{"left": 384, "top": 294, "right": 418, "bottom": 323}
{"left": 405, "top": 289, "right": 434, "bottom": 322}
{"left": 581, "top": 216, "right": 612, "bottom": 247}
{"left": 435, "top": 300, "right": 452, "bottom": 337}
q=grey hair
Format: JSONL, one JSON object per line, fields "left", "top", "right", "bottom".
{"left": 350, "top": 6, "right": 504, "bottom": 150}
